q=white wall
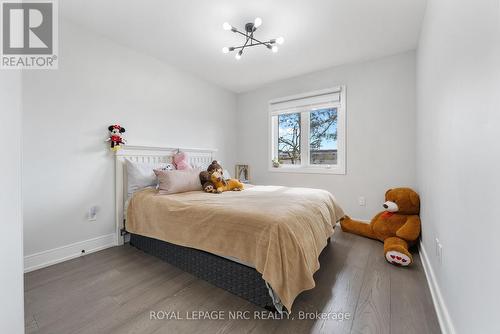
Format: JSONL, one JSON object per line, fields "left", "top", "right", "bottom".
{"left": 22, "top": 20, "right": 236, "bottom": 257}
{"left": 416, "top": 1, "right": 500, "bottom": 333}
{"left": 236, "top": 51, "right": 416, "bottom": 219}
{"left": 0, "top": 73, "right": 24, "bottom": 332}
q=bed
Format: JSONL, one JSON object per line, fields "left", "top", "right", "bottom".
{"left": 115, "top": 146, "right": 344, "bottom": 312}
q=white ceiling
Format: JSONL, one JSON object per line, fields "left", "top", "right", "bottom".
{"left": 61, "top": 0, "right": 426, "bottom": 93}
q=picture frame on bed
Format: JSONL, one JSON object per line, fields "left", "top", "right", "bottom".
{"left": 235, "top": 164, "right": 250, "bottom": 183}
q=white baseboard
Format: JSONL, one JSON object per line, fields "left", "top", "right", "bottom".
{"left": 419, "top": 241, "right": 456, "bottom": 334}
{"left": 24, "top": 233, "right": 116, "bottom": 273}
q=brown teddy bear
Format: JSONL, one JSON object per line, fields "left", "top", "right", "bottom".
{"left": 199, "top": 160, "right": 223, "bottom": 193}
{"left": 199, "top": 171, "right": 215, "bottom": 193}
{"left": 199, "top": 161, "right": 244, "bottom": 193}
{"left": 340, "top": 188, "right": 421, "bottom": 266}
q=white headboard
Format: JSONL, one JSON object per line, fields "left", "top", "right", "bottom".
{"left": 114, "top": 145, "right": 216, "bottom": 245}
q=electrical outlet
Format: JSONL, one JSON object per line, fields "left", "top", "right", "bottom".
{"left": 358, "top": 196, "right": 366, "bottom": 206}
{"left": 88, "top": 206, "right": 98, "bottom": 221}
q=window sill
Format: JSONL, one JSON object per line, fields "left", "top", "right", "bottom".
{"left": 268, "top": 166, "right": 345, "bottom": 175}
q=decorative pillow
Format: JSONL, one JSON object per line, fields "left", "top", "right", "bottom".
{"left": 154, "top": 168, "right": 202, "bottom": 195}
{"left": 125, "top": 159, "right": 174, "bottom": 198}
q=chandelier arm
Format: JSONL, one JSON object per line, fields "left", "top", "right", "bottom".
{"left": 247, "top": 35, "right": 272, "bottom": 48}
{"left": 233, "top": 29, "right": 250, "bottom": 39}
{"left": 233, "top": 29, "right": 271, "bottom": 46}
{"left": 240, "top": 35, "right": 251, "bottom": 53}
{"left": 231, "top": 39, "right": 275, "bottom": 51}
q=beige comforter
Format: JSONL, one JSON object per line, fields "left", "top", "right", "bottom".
{"left": 126, "top": 185, "right": 344, "bottom": 311}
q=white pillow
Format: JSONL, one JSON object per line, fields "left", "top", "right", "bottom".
{"left": 125, "top": 159, "right": 174, "bottom": 198}
{"left": 223, "top": 169, "right": 232, "bottom": 179}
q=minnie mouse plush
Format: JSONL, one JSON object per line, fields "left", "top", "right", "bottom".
{"left": 106, "top": 125, "right": 126, "bottom": 151}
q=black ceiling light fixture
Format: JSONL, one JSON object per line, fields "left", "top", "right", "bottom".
{"left": 221, "top": 18, "right": 284, "bottom": 60}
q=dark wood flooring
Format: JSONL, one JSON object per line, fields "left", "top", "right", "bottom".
{"left": 24, "top": 227, "right": 441, "bottom": 334}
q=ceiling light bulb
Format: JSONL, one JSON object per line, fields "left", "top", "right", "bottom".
{"left": 254, "top": 17, "right": 262, "bottom": 28}
{"left": 222, "top": 47, "right": 229, "bottom": 54}
{"left": 222, "top": 22, "right": 232, "bottom": 31}
{"left": 276, "top": 36, "right": 284, "bottom": 45}
{"left": 271, "top": 45, "right": 278, "bottom": 53}
{"left": 235, "top": 51, "right": 242, "bottom": 60}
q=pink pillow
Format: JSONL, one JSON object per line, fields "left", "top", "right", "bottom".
{"left": 173, "top": 151, "right": 192, "bottom": 170}
{"left": 154, "top": 168, "right": 201, "bottom": 195}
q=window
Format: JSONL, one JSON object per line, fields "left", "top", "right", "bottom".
{"left": 269, "top": 87, "right": 345, "bottom": 174}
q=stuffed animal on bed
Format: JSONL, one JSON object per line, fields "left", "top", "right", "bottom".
{"left": 210, "top": 172, "right": 244, "bottom": 193}
{"left": 173, "top": 151, "right": 191, "bottom": 170}
{"left": 198, "top": 160, "right": 220, "bottom": 193}
{"left": 200, "top": 160, "right": 244, "bottom": 193}
{"left": 340, "top": 188, "right": 421, "bottom": 267}
{"left": 199, "top": 170, "right": 216, "bottom": 193}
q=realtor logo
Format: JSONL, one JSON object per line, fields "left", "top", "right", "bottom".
{"left": 1, "top": 0, "right": 58, "bottom": 69}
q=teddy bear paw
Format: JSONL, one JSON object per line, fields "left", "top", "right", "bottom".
{"left": 385, "top": 251, "right": 411, "bottom": 266}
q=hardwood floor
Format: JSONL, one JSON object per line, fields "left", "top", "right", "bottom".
{"left": 24, "top": 228, "right": 441, "bottom": 334}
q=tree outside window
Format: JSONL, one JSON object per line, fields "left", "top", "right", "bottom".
{"left": 277, "top": 108, "right": 337, "bottom": 165}
{"left": 278, "top": 113, "right": 301, "bottom": 164}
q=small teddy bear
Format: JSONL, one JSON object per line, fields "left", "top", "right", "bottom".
{"left": 199, "top": 161, "right": 244, "bottom": 193}
{"left": 199, "top": 170, "right": 216, "bottom": 193}
{"left": 199, "top": 161, "right": 223, "bottom": 193}
{"left": 106, "top": 125, "right": 126, "bottom": 151}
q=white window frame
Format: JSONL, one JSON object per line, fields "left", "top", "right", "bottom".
{"left": 268, "top": 86, "right": 346, "bottom": 175}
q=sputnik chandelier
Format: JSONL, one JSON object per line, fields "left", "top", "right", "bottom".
{"left": 221, "top": 17, "right": 284, "bottom": 60}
